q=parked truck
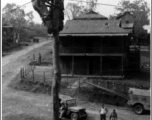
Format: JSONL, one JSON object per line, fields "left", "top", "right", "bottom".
{"left": 127, "top": 88, "right": 150, "bottom": 114}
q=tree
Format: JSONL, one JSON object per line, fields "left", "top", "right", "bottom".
{"left": 2, "top": 3, "right": 47, "bottom": 41}
{"left": 86, "top": 0, "right": 98, "bottom": 11}
{"left": 31, "top": 1, "right": 63, "bottom": 120}
{"left": 2, "top": 3, "right": 27, "bottom": 33}
{"left": 65, "top": 0, "right": 98, "bottom": 20}
{"left": 115, "top": 0, "right": 150, "bottom": 36}
{"left": 65, "top": 3, "right": 84, "bottom": 20}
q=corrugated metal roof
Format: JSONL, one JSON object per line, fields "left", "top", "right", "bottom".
{"left": 60, "top": 20, "right": 132, "bottom": 35}
{"left": 74, "top": 11, "right": 108, "bottom": 20}
{"left": 116, "top": 11, "right": 135, "bottom": 19}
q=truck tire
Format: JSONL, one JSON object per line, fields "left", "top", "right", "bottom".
{"left": 133, "top": 104, "right": 144, "bottom": 115}
{"left": 71, "top": 113, "right": 78, "bottom": 120}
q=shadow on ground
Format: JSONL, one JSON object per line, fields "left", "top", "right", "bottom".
{"left": 3, "top": 114, "right": 50, "bottom": 120}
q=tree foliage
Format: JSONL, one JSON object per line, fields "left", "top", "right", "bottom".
{"left": 65, "top": 0, "right": 98, "bottom": 20}
{"left": 2, "top": 3, "right": 47, "bottom": 41}
{"left": 86, "top": 0, "right": 98, "bottom": 11}
{"left": 115, "top": 0, "right": 150, "bottom": 36}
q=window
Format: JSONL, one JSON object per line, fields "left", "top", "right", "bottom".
{"left": 126, "top": 20, "right": 129, "bottom": 24}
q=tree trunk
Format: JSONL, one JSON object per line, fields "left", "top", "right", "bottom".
{"left": 51, "top": 0, "right": 61, "bottom": 120}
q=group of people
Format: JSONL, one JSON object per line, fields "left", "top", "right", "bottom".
{"left": 99, "top": 104, "right": 118, "bottom": 120}
{"left": 59, "top": 98, "right": 117, "bottom": 120}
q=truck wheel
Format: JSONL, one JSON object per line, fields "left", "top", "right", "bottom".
{"left": 133, "top": 104, "right": 143, "bottom": 115}
{"left": 71, "top": 113, "right": 78, "bottom": 120}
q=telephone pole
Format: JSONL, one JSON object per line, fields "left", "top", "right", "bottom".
{"left": 51, "top": 0, "right": 64, "bottom": 120}
{"left": 32, "top": 0, "right": 64, "bottom": 119}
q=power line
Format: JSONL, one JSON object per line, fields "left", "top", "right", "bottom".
{"left": 16, "top": 1, "right": 32, "bottom": 9}
{"left": 69, "top": 0, "right": 122, "bottom": 7}
{"left": 5, "top": 1, "right": 32, "bottom": 13}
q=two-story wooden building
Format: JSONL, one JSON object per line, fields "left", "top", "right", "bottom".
{"left": 59, "top": 11, "right": 139, "bottom": 79}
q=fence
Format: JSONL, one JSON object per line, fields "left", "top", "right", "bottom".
{"left": 20, "top": 64, "right": 36, "bottom": 81}
{"left": 86, "top": 78, "right": 148, "bottom": 95}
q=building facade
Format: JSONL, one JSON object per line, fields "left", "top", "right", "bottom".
{"left": 59, "top": 11, "right": 139, "bottom": 79}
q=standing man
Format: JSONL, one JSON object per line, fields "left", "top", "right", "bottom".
{"left": 99, "top": 104, "right": 108, "bottom": 120}
{"left": 109, "top": 109, "right": 117, "bottom": 120}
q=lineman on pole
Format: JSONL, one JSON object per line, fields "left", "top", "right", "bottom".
{"left": 32, "top": 0, "right": 64, "bottom": 120}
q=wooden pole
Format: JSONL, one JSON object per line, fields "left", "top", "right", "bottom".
{"left": 20, "top": 68, "right": 22, "bottom": 80}
{"left": 32, "top": 68, "right": 34, "bottom": 82}
{"left": 72, "top": 56, "right": 74, "bottom": 76}
{"left": 25, "top": 66, "right": 26, "bottom": 76}
{"left": 51, "top": 0, "right": 61, "bottom": 120}
{"left": 44, "top": 71, "right": 45, "bottom": 83}
{"left": 23, "top": 68, "right": 24, "bottom": 78}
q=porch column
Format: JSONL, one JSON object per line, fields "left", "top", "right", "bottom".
{"left": 100, "top": 37, "right": 102, "bottom": 77}
{"left": 100, "top": 56, "right": 102, "bottom": 77}
{"left": 121, "top": 56, "right": 124, "bottom": 79}
{"left": 72, "top": 56, "right": 74, "bottom": 76}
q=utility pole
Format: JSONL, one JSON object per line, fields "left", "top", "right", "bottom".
{"left": 51, "top": 0, "right": 64, "bottom": 119}
{"left": 51, "top": 0, "right": 61, "bottom": 120}
{"left": 31, "top": 0, "right": 64, "bottom": 120}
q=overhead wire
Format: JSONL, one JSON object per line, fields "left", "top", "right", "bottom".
{"left": 5, "top": 0, "right": 122, "bottom": 14}
{"left": 69, "top": 0, "right": 122, "bottom": 7}
{"left": 6, "top": 1, "right": 32, "bottom": 13}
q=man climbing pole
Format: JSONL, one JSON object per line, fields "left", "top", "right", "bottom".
{"left": 32, "top": 0, "right": 64, "bottom": 120}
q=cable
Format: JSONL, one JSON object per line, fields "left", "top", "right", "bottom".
{"left": 7, "top": 1, "right": 32, "bottom": 13}
{"left": 69, "top": 0, "right": 122, "bottom": 7}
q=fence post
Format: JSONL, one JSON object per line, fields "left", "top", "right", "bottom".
{"left": 43, "top": 71, "right": 45, "bottom": 83}
{"left": 33, "top": 53, "right": 35, "bottom": 62}
{"left": 22, "top": 67, "right": 24, "bottom": 78}
{"left": 25, "top": 66, "right": 26, "bottom": 76}
{"left": 38, "top": 53, "right": 42, "bottom": 65}
{"left": 20, "top": 68, "right": 22, "bottom": 80}
{"left": 31, "top": 65, "right": 32, "bottom": 71}
{"left": 32, "top": 68, "right": 35, "bottom": 82}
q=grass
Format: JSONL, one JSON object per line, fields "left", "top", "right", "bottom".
{"left": 3, "top": 114, "right": 50, "bottom": 120}
{"left": 8, "top": 73, "right": 52, "bottom": 96}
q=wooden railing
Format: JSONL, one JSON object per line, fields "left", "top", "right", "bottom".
{"left": 60, "top": 47, "right": 124, "bottom": 54}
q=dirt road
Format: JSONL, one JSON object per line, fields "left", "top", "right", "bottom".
{"left": 2, "top": 40, "right": 150, "bottom": 120}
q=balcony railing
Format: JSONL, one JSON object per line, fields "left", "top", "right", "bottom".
{"left": 60, "top": 47, "right": 124, "bottom": 54}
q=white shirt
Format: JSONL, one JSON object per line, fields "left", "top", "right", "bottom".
{"left": 100, "top": 108, "right": 107, "bottom": 114}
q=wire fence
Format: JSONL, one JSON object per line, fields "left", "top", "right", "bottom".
{"left": 85, "top": 78, "right": 149, "bottom": 95}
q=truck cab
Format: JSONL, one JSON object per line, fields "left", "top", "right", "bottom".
{"left": 127, "top": 88, "right": 150, "bottom": 114}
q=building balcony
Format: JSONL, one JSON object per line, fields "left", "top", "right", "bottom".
{"left": 60, "top": 47, "right": 124, "bottom": 54}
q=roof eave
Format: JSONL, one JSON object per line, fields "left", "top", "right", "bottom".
{"left": 59, "top": 33, "right": 130, "bottom": 36}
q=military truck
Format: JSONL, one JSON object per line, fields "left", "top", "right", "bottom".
{"left": 33, "top": 37, "right": 39, "bottom": 43}
{"left": 60, "top": 98, "right": 87, "bottom": 120}
{"left": 127, "top": 88, "right": 150, "bottom": 114}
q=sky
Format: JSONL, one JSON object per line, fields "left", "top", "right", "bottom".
{"left": 1, "top": 0, "right": 151, "bottom": 29}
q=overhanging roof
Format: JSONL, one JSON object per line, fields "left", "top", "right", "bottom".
{"left": 60, "top": 33, "right": 129, "bottom": 36}
{"left": 60, "top": 19, "right": 132, "bottom": 36}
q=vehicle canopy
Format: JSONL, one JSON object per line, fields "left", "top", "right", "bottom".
{"left": 128, "top": 88, "right": 150, "bottom": 96}
{"left": 128, "top": 88, "right": 150, "bottom": 110}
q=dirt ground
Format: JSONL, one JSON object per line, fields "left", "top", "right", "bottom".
{"left": 2, "top": 39, "right": 150, "bottom": 120}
